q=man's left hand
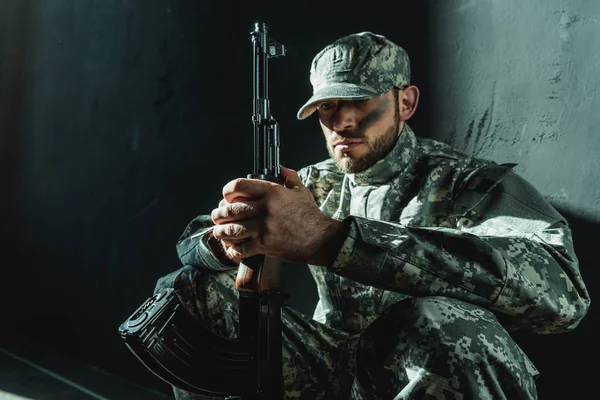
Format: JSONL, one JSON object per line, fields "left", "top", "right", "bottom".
{"left": 211, "top": 166, "right": 347, "bottom": 266}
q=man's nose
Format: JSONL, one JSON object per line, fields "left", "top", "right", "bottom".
{"left": 331, "top": 104, "right": 357, "bottom": 132}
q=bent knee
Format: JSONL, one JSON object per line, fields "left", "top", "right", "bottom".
{"left": 357, "top": 297, "right": 537, "bottom": 398}
{"left": 361, "top": 297, "right": 532, "bottom": 372}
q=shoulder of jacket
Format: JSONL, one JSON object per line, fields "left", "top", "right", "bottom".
{"left": 414, "top": 138, "right": 497, "bottom": 188}
{"left": 417, "top": 138, "right": 485, "bottom": 166}
{"left": 453, "top": 164, "right": 565, "bottom": 225}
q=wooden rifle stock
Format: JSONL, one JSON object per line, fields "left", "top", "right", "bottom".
{"left": 236, "top": 255, "right": 281, "bottom": 293}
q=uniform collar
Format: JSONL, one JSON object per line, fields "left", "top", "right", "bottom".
{"left": 348, "top": 123, "right": 418, "bottom": 186}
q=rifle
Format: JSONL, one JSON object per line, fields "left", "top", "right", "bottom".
{"left": 231, "top": 21, "right": 287, "bottom": 400}
{"left": 117, "top": 22, "right": 287, "bottom": 400}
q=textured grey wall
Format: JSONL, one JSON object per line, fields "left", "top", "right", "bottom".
{"left": 428, "top": 0, "right": 600, "bottom": 221}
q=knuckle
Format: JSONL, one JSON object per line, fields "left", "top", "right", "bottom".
{"left": 225, "top": 224, "right": 244, "bottom": 237}
{"left": 210, "top": 208, "right": 220, "bottom": 222}
{"left": 220, "top": 206, "right": 231, "bottom": 219}
{"left": 226, "top": 204, "right": 238, "bottom": 218}
{"left": 231, "top": 202, "right": 247, "bottom": 217}
{"left": 214, "top": 203, "right": 244, "bottom": 221}
{"left": 225, "top": 224, "right": 235, "bottom": 236}
{"left": 231, "top": 178, "right": 245, "bottom": 193}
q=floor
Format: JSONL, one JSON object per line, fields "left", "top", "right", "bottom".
{"left": 0, "top": 338, "right": 172, "bottom": 400}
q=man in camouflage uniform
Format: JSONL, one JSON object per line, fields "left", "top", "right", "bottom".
{"left": 155, "top": 32, "right": 590, "bottom": 399}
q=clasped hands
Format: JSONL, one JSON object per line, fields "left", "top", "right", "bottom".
{"left": 210, "top": 166, "right": 347, "bottom": 267}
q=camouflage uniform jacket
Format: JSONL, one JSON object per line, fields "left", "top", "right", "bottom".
{"left": 176, "top": 124, "right": 590, "bottom": 336}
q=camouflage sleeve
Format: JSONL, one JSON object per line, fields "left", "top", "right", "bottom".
{"left": 175, "top": 214, "right": 238, "bottom": 271}
{"left": 329, "top": 170, "right": 590, "bottom": 335}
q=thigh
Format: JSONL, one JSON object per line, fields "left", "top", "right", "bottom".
{"left": 352, "top": 296, "right": 538, "bottom": 400}
{"left": 282, "top": 307, "right": 358, "bottom": 399}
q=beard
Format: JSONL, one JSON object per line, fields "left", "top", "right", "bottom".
{"left": 327, "top": 106, "right": 401, "bottom": 174}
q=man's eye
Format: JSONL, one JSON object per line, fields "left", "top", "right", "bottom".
{"left": 318, "top": 102, "right": 336, "bottom": 111}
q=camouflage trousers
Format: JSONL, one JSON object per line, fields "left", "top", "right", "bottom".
{"left": 154, "top": 266, "right": 538, "bottom": 400}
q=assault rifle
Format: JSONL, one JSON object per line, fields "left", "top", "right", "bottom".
{"left": 230, "top": 20, "right": 287, "bottom": 400}
{"left": 117, "top": 22, "right": 287, "bottom": 400}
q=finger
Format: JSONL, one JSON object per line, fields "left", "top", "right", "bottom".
{"left": 279, "top": 165, "right": 304, "bottom": 189}
{"left": 218, "top": 198, "right": 247, "bottom": 212}
{"left": 226, "top": 239, "right": 261, "bottom": 261}
{"left": 222, "top": 178, "right": 272, "bottom": 203}
{"left": 218, "top": 198, "right": 230, "bottom": 208}
{"left": 212, "top": 221, "right": 256, "bottom": 242}
{"left": 211, "top": 201, "right": 259, "bottom": 224}
{"left": 221, "top": 237, "right": 249, "bottom": 249}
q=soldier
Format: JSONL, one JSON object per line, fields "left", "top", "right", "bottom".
{"left": 156, "top": 32, "right": 590, "bottom": 399}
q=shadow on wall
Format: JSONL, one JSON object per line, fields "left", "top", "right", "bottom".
{"left": 513, "top": 205, "right": 597, "bottom": 399}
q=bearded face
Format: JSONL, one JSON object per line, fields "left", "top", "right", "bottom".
{"left": 319, "top": 90, "right": 401, "bottom": 174}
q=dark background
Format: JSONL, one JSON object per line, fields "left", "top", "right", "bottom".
{"left": 1, "top": 1, "right": 597, "bottom": 399}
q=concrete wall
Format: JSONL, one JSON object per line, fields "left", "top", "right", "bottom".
{"left": 429, "top": 0, "right": 600, "bottom": 221}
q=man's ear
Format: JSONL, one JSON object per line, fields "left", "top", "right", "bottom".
{"left": 399, "top": 85, "right": 419, "bottom": 121}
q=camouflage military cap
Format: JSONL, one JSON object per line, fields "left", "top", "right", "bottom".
{"left": 297, "top": 32, "right": 411, "bottom": 120}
